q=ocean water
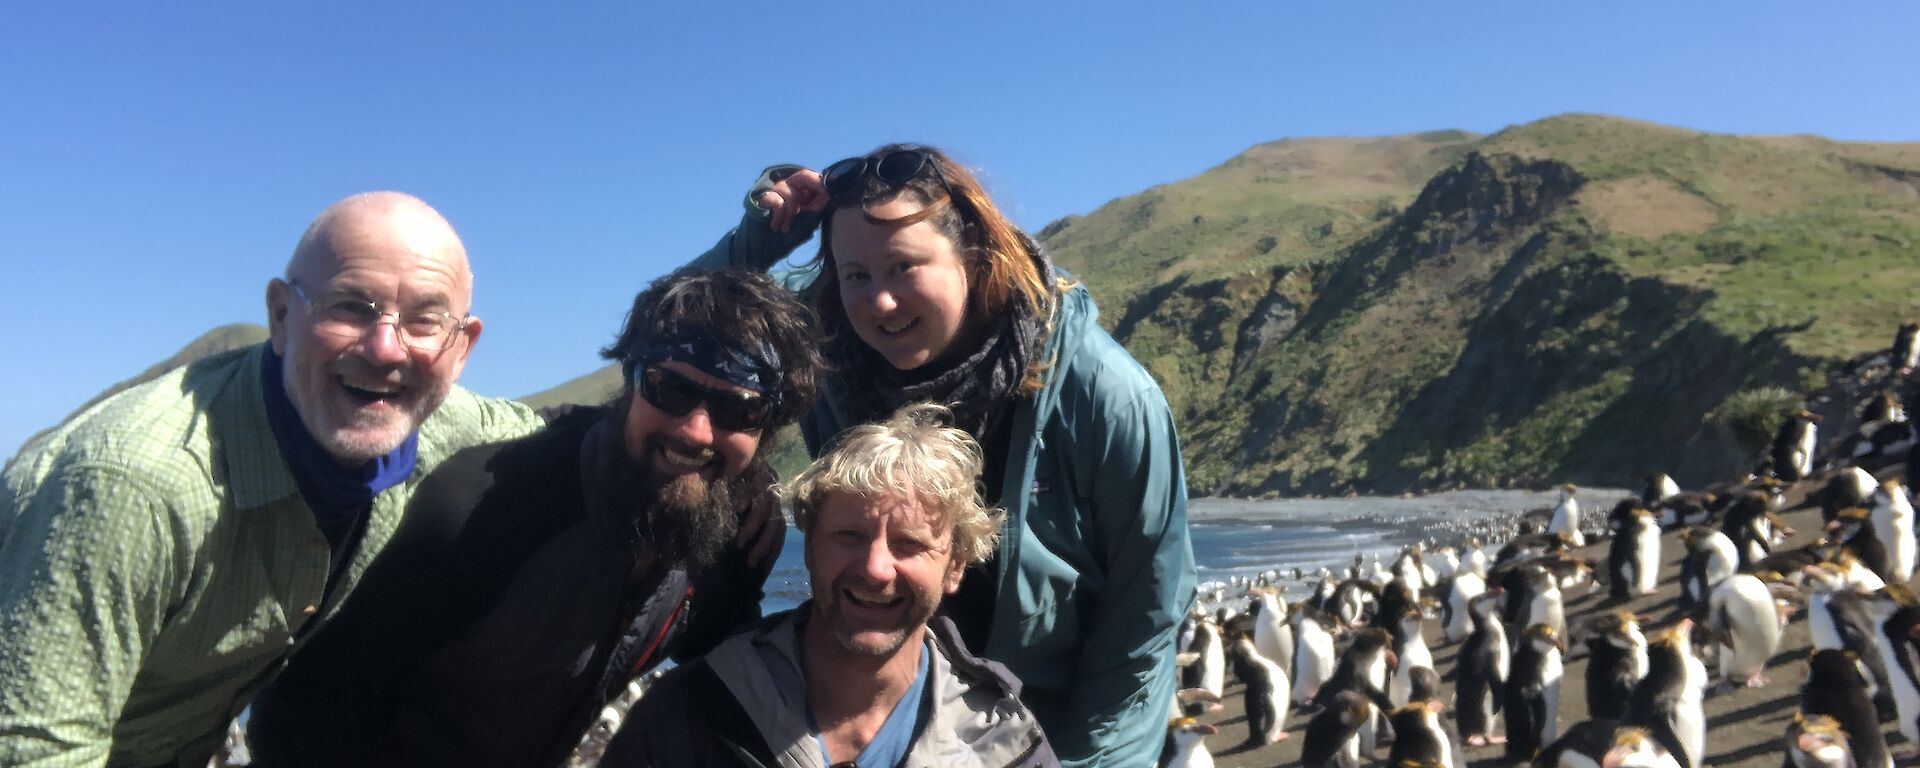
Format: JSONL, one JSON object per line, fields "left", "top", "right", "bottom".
{"left": 761, "top": 488, "right": 1625, "bottom": 612}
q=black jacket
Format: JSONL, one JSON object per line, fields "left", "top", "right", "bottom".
{"left": 247, "top": 407, "right": 767, "bottom": 768}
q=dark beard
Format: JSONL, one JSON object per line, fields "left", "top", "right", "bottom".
{"left": 643, "top": 468, "right": 739, "bottom": 570}
{"left": 595, "top": 431, "right": 742, "bottom": 572}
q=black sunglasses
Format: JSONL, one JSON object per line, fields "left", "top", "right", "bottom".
{"left": 822, "top": 148, "right": 946, "bottom": 201}
{"left": 635, "top": 365, "right": 772, "bottom": 433}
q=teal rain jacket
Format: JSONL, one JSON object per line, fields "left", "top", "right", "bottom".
{"left": 691, "top": 173, "right": 1197, "bottom": 767}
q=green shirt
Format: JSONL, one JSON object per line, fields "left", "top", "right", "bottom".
{"left": 0, "top": 344, "right": 543, "bottom": 767}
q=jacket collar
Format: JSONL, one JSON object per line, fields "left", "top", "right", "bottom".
{"left": 210, "top": 343, "right": 300, "bottom": 510}
{"left": 704, "top": 607, "right": 1047, "bottom": 768}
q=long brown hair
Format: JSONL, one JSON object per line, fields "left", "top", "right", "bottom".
{"left": 808, "top": 144, "right": 1060, "bottom": 393}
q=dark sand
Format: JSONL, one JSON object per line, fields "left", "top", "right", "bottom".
{"left": 1194, "top": 494, "right": 1869, "bottom": 767}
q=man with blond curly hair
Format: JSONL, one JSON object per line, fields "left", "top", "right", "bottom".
{"left": 602, "top": 403, "right": 1058, "bottom": 767}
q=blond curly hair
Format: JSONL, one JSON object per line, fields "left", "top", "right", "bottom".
{"left": 783, "top": 403, "right": 1004, "bottom": 564}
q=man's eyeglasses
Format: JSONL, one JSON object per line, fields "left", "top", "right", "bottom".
{"left": 822, "top": 148, "right": 946, "bottom": 202}
{"left": 636, "top": 364, "right": 772, "bottom": 433}
{"left": 286, "top": 281, "right": 471, "bottom": 351}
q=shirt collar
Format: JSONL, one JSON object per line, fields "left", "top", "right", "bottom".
{"left": 212, "top": 343, "right": 301, "bottom": 509}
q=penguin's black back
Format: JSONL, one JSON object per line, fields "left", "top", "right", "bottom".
{"left": 1534, "top": 718, "right": 1619, "bottom": 768}
{"left": 1803, "top": 649, "right": 1888, "bottom": 768}
{"left": 1622, "top": 643, "right": 1692, "bottom": 768}
{"left": 1456, "top": 622, "right": 1503, "bottom": 734}
{"left": 1503, "top": 641, "right": 1551, "bottom": 760}
{"left": 1585, "top": 638, "right": 1636, "bottom": 721}
{"left": 1300, "top": 691, "right": 1368, "bottom": 768}
{"left": 1384, "top": 707, "right": 1446, "bottom": 765}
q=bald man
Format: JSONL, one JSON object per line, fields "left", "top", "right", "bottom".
{"left": 0, "top": 192, "right": 544, "bottom": 767}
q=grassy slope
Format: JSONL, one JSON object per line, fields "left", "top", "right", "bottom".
{"left": 1045, "top": 114, "right": 1920, "bottom": 494}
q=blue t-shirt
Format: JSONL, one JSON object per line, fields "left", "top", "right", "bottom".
{"left": 814, "top": 642, "right": 930, "bottom": 767}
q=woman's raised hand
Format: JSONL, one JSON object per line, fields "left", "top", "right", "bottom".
{"left": 756, "top": 169, "right": 828, "bottom": 233}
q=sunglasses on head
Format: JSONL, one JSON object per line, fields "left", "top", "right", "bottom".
{"left": 635, "top": 365, "right": 772, "bottom": 433}
{"left": 822, "top": 148, "right": 946, "bottom": 202}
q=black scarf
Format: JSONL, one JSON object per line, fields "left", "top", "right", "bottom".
{"left": 822, "top": 247, "right": 1056, "bottom": 442}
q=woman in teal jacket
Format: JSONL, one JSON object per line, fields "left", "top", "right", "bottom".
{"left": 691, "top": 145, "right": 1196, "bottom": 768}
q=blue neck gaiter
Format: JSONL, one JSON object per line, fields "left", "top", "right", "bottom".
{"left": 260, "top": 347, "right": 419, "bottom": 549}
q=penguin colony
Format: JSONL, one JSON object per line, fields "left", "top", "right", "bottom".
{"left": 1164, "top": 324, "right": 1920, "bottom": 768}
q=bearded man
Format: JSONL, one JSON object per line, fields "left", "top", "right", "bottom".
{"left": 245, "top": 267, "right": 824, "bottom": 767}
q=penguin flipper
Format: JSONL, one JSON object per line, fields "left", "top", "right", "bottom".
{"left": 1647, "top": 720, "right": 1692, "bottom": 768}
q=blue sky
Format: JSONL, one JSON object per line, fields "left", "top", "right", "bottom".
{"left": 3, "top": 2, "right": 1917, "bottom": 458}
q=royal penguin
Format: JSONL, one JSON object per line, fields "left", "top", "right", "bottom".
{"left": 1503, "top": 623, "right": 1565, "bottom": 762}
{"left": 1497, "top": 531, "right": 1577, "bottom": 569}
{"left": 1752, "top": 540, "right": 1836, "bottom": 588}
{"left": 1300, "top": 690, "right": 1371, "bottom": 768}
{"left": 1621, "top": 620, "right": 1707, "bottom": 768}
{"left": 1163, "top": 717, "right": 1218, "bottom": 768}
{"left": 1405, "top": 664, "right": 1442, "bottom": 705}
{"left": 1790, "top": 466, "right": 1880, "bottom": 525}
{"left": 1291, "top": 603, "right": 1339, "bottom": 706}
{"left": 1443, "top": 570, "right": 1487, "bottom": 644}
{"left": 1385, "top": 701, "right": 1454, "bottom": 768}
{"left": 1309, "top": 570, "right": 1340, "bottom": 610}
{"left": 1677, "top": 527, "right": 1736, "bottom": 615}
{"left": 1329, "top": 578, "right": 1381, "bottom": 628}
{"left": 1606, "top": 501, "right": 1661, "bottom": 600}
{"left": 1895, "top": 321, "right": 1920, "bottom": 373}
{"left": 1388, "top": 605, "right": 1434, "bottom": 709}
{"left": 1784, "top": 710, "right": 1856, "bottom": 768}
{"left": 1859, "top": 585, "right": 1920, "bottom": 761}
{"left": 1457, "top": 591, "right": 1509, "bottom": 748}
{"left": 1519, "top": 563, "right": 1568, "bottom": 643}
{"left": 1430, "top": 545, "right": 1460, "bottom": 585}
{"left": 1226, "top": 633, "right": 1290, "bottom": 748}
{"left": 1548, "top": 483, "right": 1585, "bottom": 547}
{"left": 1869, "top": 479, "right": 1915, "bottom": 584}
{"left": 1702, "top": 572, "right": 1784, "bottom": 689}
{"left": 1653, "top": 491, "right": 1717, "bottom": 530}
{"left": 1252, "top": 589, "right": 1292, "bottom": 673}
{"left": 1804, "top": 561, "right": 1895, "bottom": 706}
{"left": 1718, "top": 491, "right": 1775, "bottom": 569}
{"left": 1772, "top": 409, "right": 1821, "bottom": 483}
{"left": 1829, "top": 507, "right": 1895, "bottom": 585}
{"left": 1175, "top": 614, "right": 1221, "bottom": 710}
{"left": 1640, "top": 473, "right": 1681, "bottom": 506}
{"left": 1801, "top": 648, "right": 1891, "bottom": 768}
{"left": 1392, "top": 545, "right": 1432, "bottom": 592}
{"left": 1827, "top": 409, "right": 1915, "bottom": 469}
{"left": 1167, "top": 610, "right": 1198, "bottom": 660}
{"left": 1599, "top": 726, "right": 1683, "bottom": 768}
{"left": 1532, "top": 718, "right": 1620, "bottom": 768}
{"left": 1465, "top": 537, "right": 1490, "bottom": 579}
{"left": 1545, "top": 552, "right": 1596, "bottom": 593}
{"left": 1862, "top": 387, "right": 1908, "bottom": 426}
{"left": 1317, "top": 627, "right": 1396, "bottom": 754}
{"left": 1371, "top": 579, "right": 1418, "bottom": 635}
{"left": 1583, "top": 611, "right": 1649, "bottom": 721}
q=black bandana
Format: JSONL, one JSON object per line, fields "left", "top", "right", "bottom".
{"left": 623, "top": 333, "right": 782, "bottom": 402}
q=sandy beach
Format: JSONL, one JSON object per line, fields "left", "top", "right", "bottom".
{"left": 1191, "top": 485, "right": 1850, "bottom": 767}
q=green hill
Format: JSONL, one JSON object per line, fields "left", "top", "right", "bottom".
{"left": 1051, "top": 114, "right": 1920, "bottom": 494}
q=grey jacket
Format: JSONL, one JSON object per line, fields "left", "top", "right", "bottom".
{"left": 601, "top": 609, "right": 1057, "bottom": 768}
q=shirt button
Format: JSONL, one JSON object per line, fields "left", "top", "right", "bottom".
{"left": 302, "top": 605, "right": 318, "bottom": 616}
